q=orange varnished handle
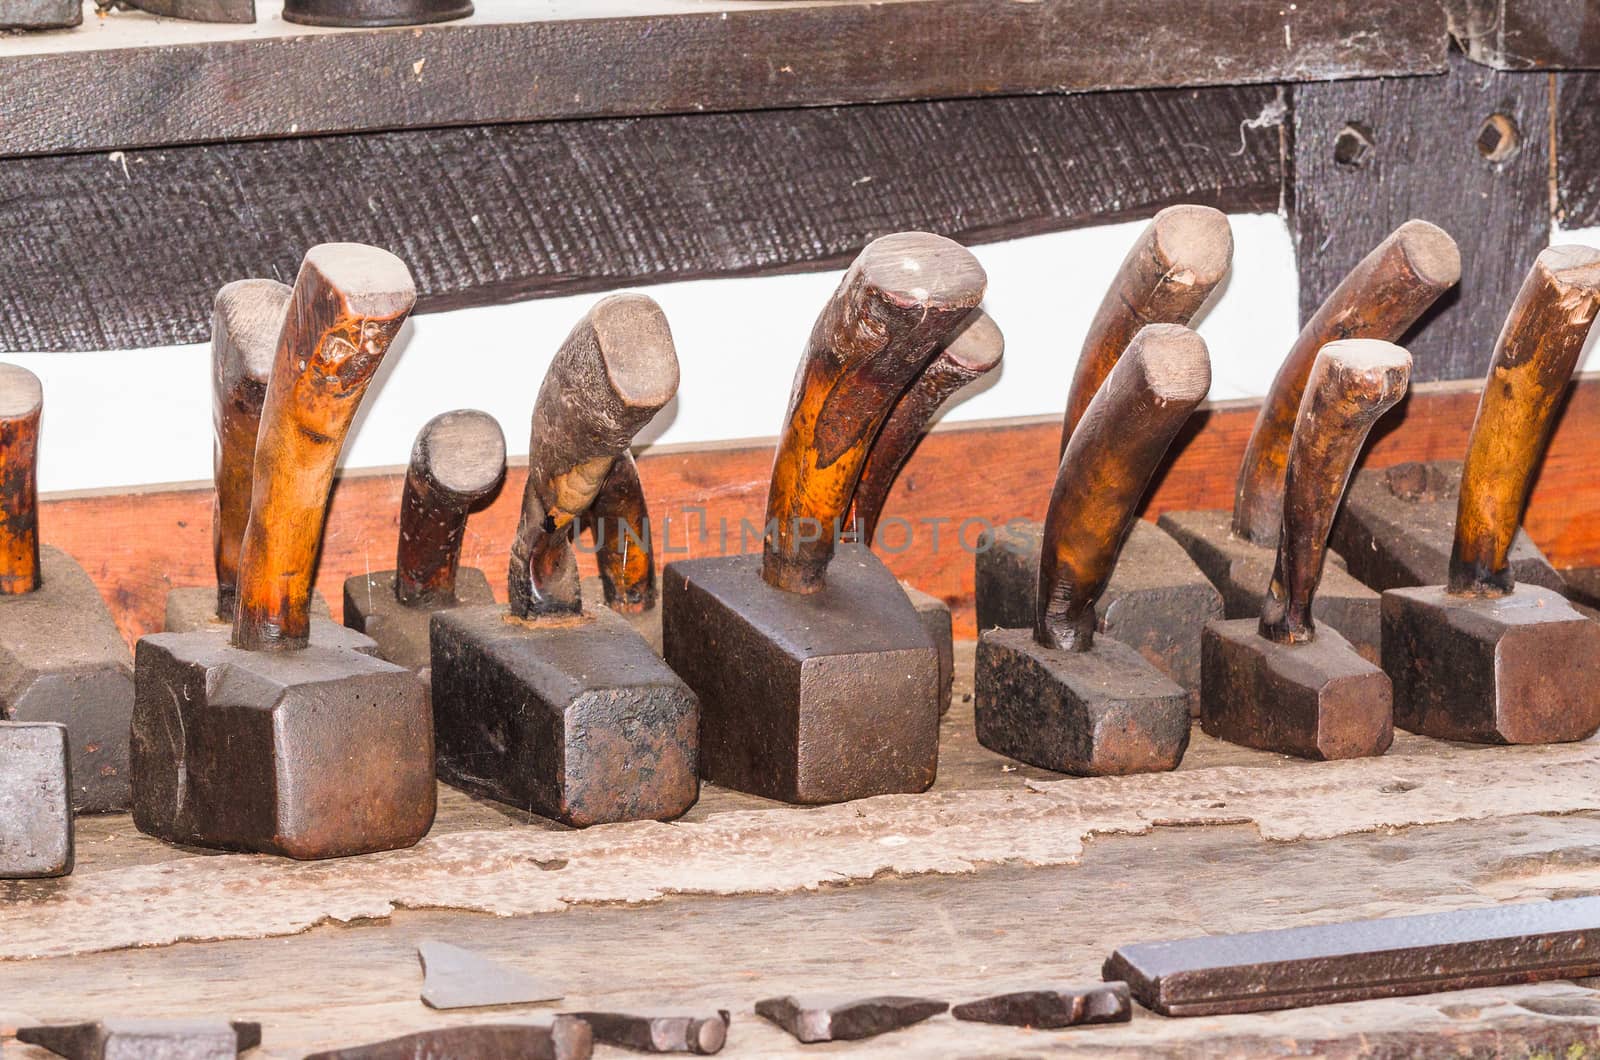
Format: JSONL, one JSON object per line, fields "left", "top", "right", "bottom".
{"left": 1260, "top": 340, "right": 1411, "bottom": 644}
{"left": 1036, "top": 324, "right": 1210, "bottom": 651}
{"left": 1449, "top": 246, "right": 1600, "bottom": 596}
{"left": 849, "top": 309, "right": 1003, "bottom": 544}
{"left": 509, "top": 294, "right": 678, "bottom": 619}
{"left": 396, "top": 410, "right": 506, "bottom": 607}
{"left": 1060, "top": 205, "right": 1231, "bottom": 452}
{"left": 233, "top": 244, "right": 416, "bottom": 651}
{"left": 583, "top": 451, "right": 655, "bottom": 614}
{"left": 0, "top": 364, "right": 43, "bottom": 596}
{"left": 211, "top": 278, "right": 290, "bottom": 621}
{"left": 764, "top": 232, "right": 985, "bottom": 593}
{"left": 1233, "top": 220, "right": 1458, "bottom": 546}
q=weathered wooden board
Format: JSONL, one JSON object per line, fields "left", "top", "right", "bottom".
{"left": 0, "top": 0, "right": 1448, "bottom": 158}
{"left": 1291, "top": 51, "right": 1551, "bottom": 383}
{"left": 1556, "top": 71, "right": 1600, "bottom": 227}
{"left": 1447, "top": 0, "right": 1600, "bottom": 71}
{"left": 37, "top": 375, "right": 1600, "bottom": 648}
{"left": 0, "top": 88, "right": 1282, "bottom": 353}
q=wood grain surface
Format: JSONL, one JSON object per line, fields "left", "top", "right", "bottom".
{"left": 0, "top": 88, "right": 1283, "bottom": 353}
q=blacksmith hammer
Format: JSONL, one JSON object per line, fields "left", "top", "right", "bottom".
{"left": 344, "top": 409, "right": 504, "bottom": 687}
{"left": 1383, "top": 246, "right": 1600, "bottom": 744}
{"left": 165, "top": 279, "right": 342, "bottom": 636}
{"left": 848, "top": 308, "right": 1004, "bottom": 714}
{"left": 0, "top": 363, "right": 135, "bottom": 814}
{"left": 577, "top": 450, "right": 664, "bottom": 653}
{"left": 1202, "top": 340, "right": 1410, "bottom": 760}
{"left": 130, "top": 243, "right": 435, "bottom": 859}
{"left": 662, "top": 232, "right": 982, "bottom": 803}
{"left": 974, "top": 206, "right": 1229, "bottom": 707}
{"left": 975, "top": 324, "right": 1208, "bottom": 776}
{"left": 282, "top": 0, "right": 469, "bottom": 26}
{"left": 1160, "top": 221, "right": 1459, "bottom": 662}
{"left": 430, "top": 294, "right": 699, "bottom": 827}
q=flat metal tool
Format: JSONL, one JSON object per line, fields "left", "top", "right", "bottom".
{"left": 418, "top": 940, "right": 562, "bottom": 1010}
{"left": 951, "top": 983, "right": 1130, "bottom": 1028}
{"left": 567, "top": 1010, "right": 730, "bottom": 1054}
{"left": 18, "top": 1019, "right": 261, "bottom": 1059}
{"left": 305, "top": 1019, "right": 591, "bottom": 1060}
{"left": 754, "top": 996, "right": 947, "bottom": 1043}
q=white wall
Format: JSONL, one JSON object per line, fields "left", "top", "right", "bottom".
{"left": 9, "top": 213, "right": 1599, "bottom": 494}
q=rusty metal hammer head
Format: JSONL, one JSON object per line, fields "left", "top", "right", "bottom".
{"left": 663, "top": 232, "right": 983, "bottom": 804}
{"left": 1384, "top": 246, "right": 1600, "bottom": 744}
{"left": 344, "top": 409, "right": 505, "bottom": 679}
{"left": 131, "top": 243, "right": 435, "bottom": 859}
{"left": 430, "top": 294, "right": 698, "bottom": 827}
{"left": 0, "top": 363, "right": 135, "bottom": 813}
{"left": 1203, "top": 339, "right": 1410, "bottom": 759}
{"left": 976, "top": 324, "right": 1208, "bottom": 775}
{"left": 18, "top": 1019, "right": 262, "bottom": 1059}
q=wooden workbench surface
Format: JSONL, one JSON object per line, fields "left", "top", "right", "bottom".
{"left": 7, "top": 643, "right": 1600, "bottom": 1056}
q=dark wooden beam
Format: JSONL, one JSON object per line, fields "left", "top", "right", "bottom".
{"left": 0, "top": 0, "right": 1448, "bottom": 158}
{"left": 1447, "top": 0, "right": 1600, "bottom": 71}
{"left": 1556, "top": 71, "right": 1600, "bottom": 227}
{"left": 1290, "top": 51, "right": 1550, "bottom": 383}
{"left": 0, "top": 88, "right": 1282, "bottom": 353}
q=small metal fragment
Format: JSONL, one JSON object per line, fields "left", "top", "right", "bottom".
{"left": 1105, "top": 895, "right": 1600, "bottom": 1017}
{"left": 754, "top": 995, "right": 947, "bottom": 1042}
{"left": 418, "top": 939, "right": 563, "bottom": 1010}
{"left": 304, "top": 1019, "right": 591, "bottom": 1060}
{"left": 951, "top": 983, "right": 1131, "bottom": 1028}
{"left": 18, "top": 1019, "right": 261, "bottom": 1059}
{"left": 568, "top": 1010, "right": 729, "bottom": 1054}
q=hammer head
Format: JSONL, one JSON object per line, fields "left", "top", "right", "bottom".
{"left": 0, "top": 721, "right": 71, "bottom": 878}
{"left": 663, "top": 544, "right": 939, "bottom": 804}
{"left": 975, "top": 629, "right": 1189, "bottom": 776}
{"left": 1201, "top": 618, "right": 1393, "bottom": 760}
{"left": 1332, "top": 461, "right": 1566, "bottom": 593}
{"left": 431, "top": 605, "right": 698, "bottom": 826}
{"left": 344, "top": 567, "right": 496, "bottom": 683}
{"left": 0, "top": 546, "right": 134, "bottom": 813}
{"left": 130, "top": 629, "right": 435, "bottom": 858}
{"left": 1382, "top": 584, "right": 1600, "bottom": 743}
{"left": 163, "top": 586, "right": 338, "bottom": 635}
{"left": 18, "top": 1019, "right": 262, "bottom": 1060}
{"left": 974, "top": 520, "right": 1221, "bottom": 709}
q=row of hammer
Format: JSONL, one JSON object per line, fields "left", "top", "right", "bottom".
{"left": 2, "top": 218, "right": 1597, "bottom": 878}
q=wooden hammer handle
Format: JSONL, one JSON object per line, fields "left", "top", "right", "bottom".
{"left": 763, "top": 232, "right": 985, "bottom": 593}
{"left": 1233, "top": 220, "right": 1458, "bottom": 546}
{"left": 0, "top": 364, "right": 43, "bottom": 596}
{"left": 211, "top": 278, "right": 290, "bottom": 621}
{"left": 582, "top": 451, "right": 655, "bottom": 614}
{"left": 395, "top": 409, "right": 506, "bottom": 606}
{"left": 508, "top": 294, "right": 678, "bottom": 619}
{"left": 1260, "top": 340, "right": 1411, "bottom": 644}
{"left": 1036, "top": 324, "right": 1209, "bottom": 651}
{"left": 849, "top": 309, "right": 1003, "bottom": 545}
{"left": 233, "top": 244, "right": 416, "bottom": 651}
{"left": 1449, "top": 245, "right": 1600, "bottom": 595}
{"left": 1059, "top": 205, "right": 1231, "bottom": 453}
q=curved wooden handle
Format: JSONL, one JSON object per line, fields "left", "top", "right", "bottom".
{"left": 1449, "top": 245, "right": 1600, "bottom": 596}
{"left": 1260, "top": 340, "right": 1411, "bottom": 644}
{"left": 396, "top": 409, "right": 506, "bottom": 606}
{"left": 508, "top": 294, "right": 678, "bottom": 619}
{"left": 1232, "top": 220, "right": 1458, "bottom": 546}
{"left": 1036, "top": 324, "right": 1210, "bottom": 651}
{"left": 211, "top": 278, "right": 291, "bottom": 621}
{"left": 849, "top": 309, "right": 1003, "bottom": 544}
{"left": 1060, "top": 205, "right": 1231, "bottom": 452}
{"left": 763, "top": 232, "right": 985, "bottom": 593}
{"left": 583, "top": 451, "right": 655, "bottom": 613}
{"left": 0, "top": 364, "right": 43, "bottom": 596}
{"left": 233, "top": 243, "right": 416, "bottom": 651}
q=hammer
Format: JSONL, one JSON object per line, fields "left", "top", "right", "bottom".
{"left": 975, "top": 325, "right": 1208, "bottom": 776}
{"left": 663, "top": 232, "right": 983, "bottom": 804}
{"left": 577, "top": 450, "right": 664, "bottom": 653}
{"left": 974, "top": 206, "right": 1229, "bottom": 706}
{"left": 165, "top": 279, "right": 343, "bottom": 636}
{"left": 1160, "top": 220, "right": 1460, "bottom": 661}
{"left": 1383, "top": 246, "right": 1600, "bottom": 744}
{"left": 848, "top": 308, "right": 1004, "bottom": 714}
{"left": 131, "top": 243, "right": 435, "bottom": 859}
{"left": 430, "top": 294, "right": 699, "bottom": 827}
{"left": 344, "top": 409, "right": 505, "bottom": 686}
{"left": 1202, "top": 340, "right": 1410, "bottom": 759}
{"left": 0, "top": 363, "right": 135, "bottom": 814}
